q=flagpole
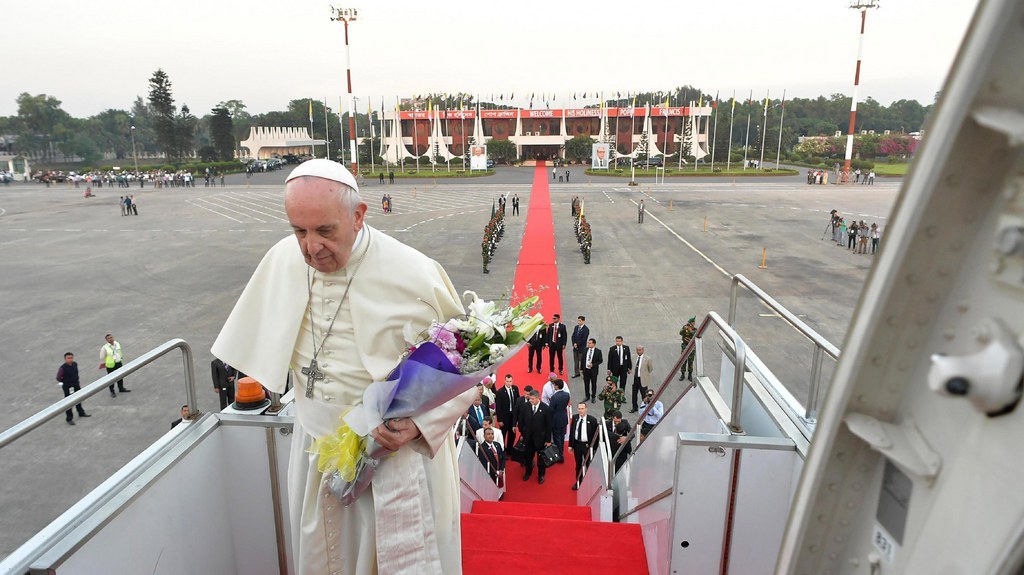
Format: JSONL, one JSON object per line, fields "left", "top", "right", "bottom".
{"left": 338, "top": 97, "right": 346, "bottom": 165}
{"left": 693, "top": 103, "right": 699, "bottom": 173}
{"left": 727, "top": 91, "right": 736, "bottom": 172}
{"left": 368, "top": 98, "right": 376, "bottom": 174}
{"left": 710, "top": 92, "right": 720, "bottom": 171}
{"left": 323, "top": 98, "right": 331, "bottom": 161}
{"left": 775, "top": 90, "right": 786, "bottom": 169}
{"left": 309, "top": 99, "right": 316, "bottom": 158}
{"left": 742, "top": 90, "right": 752, "bottom": 170}
{"left": 444, "top": 102, "right": 450, "bottom": 173}
{"left": 759, "top": 90, "right": 769, "bottom": 170}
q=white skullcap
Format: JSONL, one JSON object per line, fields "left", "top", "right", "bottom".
{"left": 285, "top": 159, "right": 360, "bottom": 192}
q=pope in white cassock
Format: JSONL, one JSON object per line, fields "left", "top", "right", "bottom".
{"left": 212, "top": 159, "right": 476, "bottom": 574}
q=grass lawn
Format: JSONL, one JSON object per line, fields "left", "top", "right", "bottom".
{"left": 873, "top": 163, "right": 910, "bottom": 176}
{"left": 585, "top": 167, "right": 798, "bottom": 177}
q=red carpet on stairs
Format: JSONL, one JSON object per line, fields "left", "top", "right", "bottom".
{"left": 460, "top": 163, "right": 650, "bottom": 574}
{"left": 462, "top": 502, "right": 649, "bottom": 574}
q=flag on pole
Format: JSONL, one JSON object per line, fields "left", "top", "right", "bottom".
{"left": 309, "top": 99, "right": 313, "bottom": 123}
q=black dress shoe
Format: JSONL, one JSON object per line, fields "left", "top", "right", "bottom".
{"left": 590, "top": 398, "right": 596, "bottom": 404}
{"left": 110, "top": 390, "right": 117, "bottom": 398}
{"left": 119, "top": 388, "right": 131, "bottom": 393}
{"left": 523, "top": 471, "right": 532, "bottom": 481}
{"left": 538, "top": 476, "right": 545, "bottom": 484}
{"left": 527, "top": 369, "right": 532, "bottom": 374}
{"left": 79, "top": 413, "right": 91, "bottom": 418}
{"left": 572, "top": 482, "right": 579, "bottom": 491}
{"left": 66, "top": 420, "right": 76, "bottom": 426}
{"left": 679, "top": 375, "right": 685, "bottom": 381}
{"left": 572, "top": 374, "right": 580, "bottom": 378}
{"left": 629, "top": 408, "right": 638, "bottom": 413}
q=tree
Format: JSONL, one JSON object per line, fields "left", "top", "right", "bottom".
{"left": 148, "top": 69, "right": 178, "bottom": 158}
{"left": 177, "top": 104, "right": 197, "bottom": 158}
{"left": 565, "top": 135, "right": 596, "bottom": 163}
{"left": 635, "top": 131, "right": 650, "bottom": 162}
{"left": 485, "top": 138, "right": 516, "bottom": 164}
{"left": 13, "top": 93, "right": 72, "bottom": 160}
{"left": 210, "top": 107, "right": 235, "bottom": 161}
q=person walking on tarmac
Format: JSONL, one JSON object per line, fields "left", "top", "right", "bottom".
{"left": 99, "top": 333, "right": 131, "bottom": 397}
{"left": 57, "top": 352, "right": 91, "bottom": 425}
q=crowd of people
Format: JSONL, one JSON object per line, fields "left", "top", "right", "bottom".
{"left": 829, "top": 210, "right": 882, "bottom": 254}
{"left": 31, "top": 169, "right": 213, "bottom": 189}
{"left": 459, "top": 313, "right": 684, "bottom": 492}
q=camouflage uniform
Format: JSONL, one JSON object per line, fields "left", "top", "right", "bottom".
{"left": 679, "top": 321, "right": 696, "bottom": 380}
{"left": 598, "top": 384, "right": 625, "bottom": 419}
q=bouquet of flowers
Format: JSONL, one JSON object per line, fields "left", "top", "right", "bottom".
{"left": 311, "top": 291, "right": 544, "bottom": 505}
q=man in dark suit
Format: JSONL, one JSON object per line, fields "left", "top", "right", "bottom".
{"left": 611, "top": 410, "right": 633, "bottom": 472}
{"left": 466, "top": 393, "right": 491, "bottom": 434}
{"left": 570, "top": 402, "right": 600, "bottom": 489}
{"left": 548, "top": 379, "right": 571, "bottom": 459}
{"left": 517, "top": 390, "right": 552, "bottom": 484}
{"left": 547, "top": 314, "right": 569, "bottom": 375}
{"left": 606, "top": 336, "right": 632, "bottom": 398}
{"left": 527, "top": 325, "right": 546, "bottom": 374}
{"left": 570, "top": 315, "right": 590, "bottom": 378}
{"left": 494, "top": 374, "right": 520, "bottom": 450}
{"left": 477, "top": 427, "right": 505, "bottom": 484}
{"left": 581, "top": 338, "right": 603, "bottom": 403}
{"left": 211, "top": 358, "right": 238, "bottom": 410}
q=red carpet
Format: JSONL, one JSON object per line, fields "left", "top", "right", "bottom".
{"left": 462, "top": 501, "right": 649, "bottom": 574}
{"left": 461, "top": 164, "right": 649, "bottom": 574}
{"left": 495, "top": 161, "right": 575, "bottom": 506}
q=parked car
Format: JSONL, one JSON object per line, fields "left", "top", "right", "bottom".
{"left": 634, "top": 156, "right": 663, "bottom": 168}
{"left": 266, "top": 159, "right": 283, "bottom": 170}
{"left": 486, "top": 159, "right": 495, "bottom": 169}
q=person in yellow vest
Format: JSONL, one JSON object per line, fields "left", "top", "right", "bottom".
{"left": 98, "top": 333, "right": 130, "bottom": 397}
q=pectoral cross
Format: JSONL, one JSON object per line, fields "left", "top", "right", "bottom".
{"left": 302, "top": 358, "right": 325, "bottom": 398}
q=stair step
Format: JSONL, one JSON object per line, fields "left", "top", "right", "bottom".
{"left": 470, "top": 500, "right": 591, "bottom": 521}
{"left": 461, "top": 514, "right": 648, "bottom": 574}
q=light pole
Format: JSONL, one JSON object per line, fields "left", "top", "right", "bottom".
{"left": 130, "top": 125, "right": 139, "bottom": 175}
{"left": 843, "top": 0, "right": 880, "bottom": 178}
{"left": 331, "top": 5, "right": 360, "bottom": 175}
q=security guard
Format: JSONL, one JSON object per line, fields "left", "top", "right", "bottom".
{"left": 99, "top": 333, "right": 131, "bottom": 397}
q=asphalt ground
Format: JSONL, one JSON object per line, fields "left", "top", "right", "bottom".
{"left": 0, "top": 164, "right": 898, "bottom": 556}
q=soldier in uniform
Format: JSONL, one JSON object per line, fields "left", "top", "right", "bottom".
{"left": 598, "top": 375, "right": 625, "bottom": 420}
{"left": 679, "top": 316, "right": 696, "bottom": 381}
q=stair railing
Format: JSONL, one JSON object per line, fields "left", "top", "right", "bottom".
{"left": 728, "top": 274, "right": 840, "bottom": 424}
{"left": 0, "top": 339, "right": 198, "bottom": 451}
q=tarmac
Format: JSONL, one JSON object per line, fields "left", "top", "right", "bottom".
{"left": 0, "top": 163, "right": 899, "bottom": 556}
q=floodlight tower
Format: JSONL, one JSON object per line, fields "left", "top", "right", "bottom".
{"left": 843, "top": 0, "right": 879, "bottom": 178}
{"left": 331, "top": 5, "right": 360, "bottom": 175}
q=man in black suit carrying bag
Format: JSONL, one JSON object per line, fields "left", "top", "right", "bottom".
{"left": 517, "top": 390, "right": 552, "bottom": 484}
{"left": 569, "top": 402, "right": 599, "bottom": 489}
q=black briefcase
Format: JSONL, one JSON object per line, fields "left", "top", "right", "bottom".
{"left": 540, "top": 444, "right": 562, "bottom": 467}
{"left": 509, "top": 438, "right": 527, "bottom": 464}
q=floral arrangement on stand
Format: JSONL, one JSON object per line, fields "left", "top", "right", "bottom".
{"left": 481, "top": 203, "right": 506, "bottom": 273}
{"left": 311, "top": 291, "right": 544, "bottom": 506}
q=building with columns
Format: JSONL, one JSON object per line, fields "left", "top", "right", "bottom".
{"left": 377, "top": 104, "right": 713, "bottom": 164}
{"left": 238, "top": 127, "right": 325, "bottom": 159}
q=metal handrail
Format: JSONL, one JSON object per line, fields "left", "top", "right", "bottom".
{"left": 585, "top": 419, "right": 612, "bottom": 508}
{"left": 0, "top": 339, "right": 197, "bottom": 451}
{"left": 728, "top": 274, "right": 840, "bottom": 421}
{"left": 610, "top": 311, "right": 800, "bottom": 490}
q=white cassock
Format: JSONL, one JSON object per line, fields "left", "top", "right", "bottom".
{"left": 213, "top": 225, "right": 475, "bottom": 574}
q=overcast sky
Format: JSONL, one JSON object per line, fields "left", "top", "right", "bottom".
{"left": 3, "top": 0, "right": 978, "bottom": 118}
